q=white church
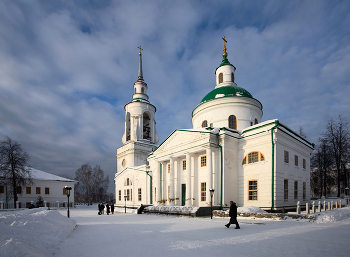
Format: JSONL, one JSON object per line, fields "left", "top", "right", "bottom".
{"left": 114, "top": 39, "right": 314, "bottom": 212}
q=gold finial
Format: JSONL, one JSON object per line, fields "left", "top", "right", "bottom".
{"left": 138, "top": 45, "right": 143, "bottom": 55}
{"left": 222, "top": 36, "right": 227, "bottom": 57}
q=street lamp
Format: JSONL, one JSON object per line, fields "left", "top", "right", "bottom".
{"left": 124, "top": 195, "right": 127, "bottom": 213}
{"left": 64, "top": 186, "right": 72, "bottom": 218}
{"left": 209, "top": 188, "right": 215, "bottom": 219}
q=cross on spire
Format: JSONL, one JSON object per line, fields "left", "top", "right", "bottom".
{"left": 138, "top": 45, "right": 143, "bottom": 55}
{"left": 222, "top": 36, "right": 228, "bottom": 57}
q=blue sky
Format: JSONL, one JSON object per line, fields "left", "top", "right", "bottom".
{"left": 1, "top": 0, "right": 349, "bottom": 192}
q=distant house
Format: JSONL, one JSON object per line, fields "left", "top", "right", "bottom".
{"left": 0, "top": 168, "right": 77, "bottom": 209}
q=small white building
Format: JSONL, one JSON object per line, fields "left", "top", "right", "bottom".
{"left": 0, "top": 168, "right": 77, "bottom": 209}
{"left": 115, "top": 41, "right": 314, "bottom": 212}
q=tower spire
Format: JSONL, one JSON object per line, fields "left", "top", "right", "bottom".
{"left": 137, "top": 46, "right": 143, "bottom": 81}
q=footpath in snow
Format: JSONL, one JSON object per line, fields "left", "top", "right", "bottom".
{"left": 1, "top": 205, "right": 350, "bottom": 257}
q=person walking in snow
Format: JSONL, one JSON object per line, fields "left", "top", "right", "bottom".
{"left": 225, "top": 201, "right": 240, "bottom": 229}
{"left": 111, "top": 204, "right": 114, "bottom": 214}
{"left": 106, "top": 203, "right": 110, "bottom": 215}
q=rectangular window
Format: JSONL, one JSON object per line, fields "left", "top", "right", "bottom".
{"left": 303, "top": 182, "right": 306, "bottom": 200}
{"left": 119, "top": 190, "right": 121, "bottom": 201}
{"left": 36, "top": 187, "right": 41, "bottom": 194}
{"left": 284, "top": 179, "right": 288, "bottom": 201}
{"left": 303, "top": 159, "right": 306, "bottom": 169}
{"left": 16, "top": 187, "right": 22, "bottom": 194}
{"left": 138, "top": 188, "right": 142, "bottom": 201}
{"left": 294, "top": 181, "right": 298, "bottom": 200}
{"left": 248, "top": 181, "right": 258, "bottom": 200}
{"left": 45, "top": 187, "right": 50, "bottom": 195}
{"left": 63, "top": 188, "right": 68, "bottom": 195}
{"left": 127, "top": 189, "right": 130, "bottom": 201}
{"left": 295, "top": 155, "right": 298, "bottom": 166}
{"left": 183, "top": 160, "right": 186, "bottom": 170}
{"left": 200, "top": 182, "right": 206, "bottom": 201}
{"left": 168, "top": 163, "right": 170, "bottom": 173}
{"left": 26, "top": 187, "right": 31, "bottom": 194}
{"left": 26, "top": 202, "right": 32, "bottom": 208}
{"left": 0, "top": 186, "right": 4, "bottom": 194}
{"left": 284, "top": 151, "right": 289, "bottom": 163}
{"left": 200, "top": 155, "right": 207, "bottom": 167}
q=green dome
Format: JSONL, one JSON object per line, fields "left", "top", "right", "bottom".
{"left": 200, "top": 85, "right": 253, "bottom": 104}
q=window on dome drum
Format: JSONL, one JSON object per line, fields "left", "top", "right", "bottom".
{"left": 202, "top": 120, "right": 208, "bottom": 128}
{"left": 294, "top": 181, "right": 298, "bottom": 200}
{"left": 303, "top": 182, "right": 306, "bottom": 200}
{"left": 183, "top": 160, "right": 186, "bottom": 170}
{"left": 201, "top": 182, "right": 206, "bottom": 201}
{"left": 284, "top": 151, "right": 289, "bottom": 163}
{"left": 134, "top": 88, "right": 136, "bottom": 94}
{"left": 141, "top": 87, "right": 145, "bottom": 94}
{"left": 254, "top": 119, "right": 258, "bottom": 125}
{"left": 219, "top": 73, "right": 223, "bottom": 83}
{"left": 201, "top": 155, "right": 207, "bottom": 167}
{"left": 138, "top": 188, "right": 142, "bottom": 201}
{"left": 26, "top": 187, "right": 31, "bottom": 194}
{"left": 36, "top": 187, "right": 41, "bottom": 194}
{"left": 231, "top": 72, "right": 234, "bottom": 82}
{"left": 284, "top": 179, "right": 288, "bottom": 201}
{"left": 248, "top": 181, "right": 258, "bottom": 200}
{"left": 228, "top": 115, "right": 237, "bottom": 129}
{"left": 242, "top": 151, "right": 265, "bottom": 165}
{"left": 295, "top": 155, "right": 298, "bottom": 166}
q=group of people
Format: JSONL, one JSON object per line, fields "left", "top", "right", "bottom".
{"left": 98, "top": 203, "right": 114, "bottom": 215}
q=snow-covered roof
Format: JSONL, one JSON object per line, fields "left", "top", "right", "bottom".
{"left": 29, "top": 167, "right": 77, "bottom": 182}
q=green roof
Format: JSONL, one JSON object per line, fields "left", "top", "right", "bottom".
{"left": 200, "top": 85, "right": 253, "bottom": 104}
{"left": 216, "top": 56, "right": 236, "bottom": 71}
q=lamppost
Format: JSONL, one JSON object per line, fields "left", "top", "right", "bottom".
{"left": 124, "top": 195, "right": 127, "bottom": 213}
{"left": 64, "top": 186, "right": 72, "bottom": 218}
{"left": 209, "top": 188, "right": 215, "bottom": 219}
{"left": 345, "top": 188, "right": 349, "bottom": 205}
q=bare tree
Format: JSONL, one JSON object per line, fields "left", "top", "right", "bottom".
{"left": 325, "top": 116, "right": 350, "bottom": 197}
{"left": 0, "top": 136, "right": 31, "bottom": 207}
{"left": 74, "top": 164, "right": 109, "bottom": 204}
{"left": 299, "top": 126, "right": 308, "bottom": 139}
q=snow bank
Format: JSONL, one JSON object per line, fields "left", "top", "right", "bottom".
{"left": 237, "top": 206, "right": 267, "bottom": 213}
{"left": 315, "top": 206, "right": 350, "bottom": 223}
{"left": 0, "top": 208, "right": 76, "bottom": 257}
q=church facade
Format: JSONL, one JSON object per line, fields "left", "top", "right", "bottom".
{"left": 114, "top": 41, "right": 314, "bottom": 211}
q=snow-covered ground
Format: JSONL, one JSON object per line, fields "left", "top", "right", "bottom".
{"left": 1, "top": 205, "right": 350, "bottom": 257}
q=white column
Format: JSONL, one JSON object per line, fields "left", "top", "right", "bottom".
{"left": 169, "top": 157, "right": 175, "bottom": 205}
{"left": 130, "top": 116, "right": 135, "bottom": 141}
{"left": 156, "top": 162, "right": 161, "bottom": 204}
{"left": 176, "top": 158, "right": 181, "bottom": 205}
{"left": 186, "top": 154, "right": 192, "bottom": 206}
{"left": 163, "top": 162, "right": 167, "bottom": 205}
{"left": 206, "top": 148, "right": 212, "bottom": 205}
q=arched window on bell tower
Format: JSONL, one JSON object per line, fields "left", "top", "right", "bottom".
{"left": 228, "top": 115, "right": 237, "bottom": 130}
{"left": 219, "top": 73, "right": 223, "bottom": 83}
{"left": 231, "top": 72, "right": 235, "bottom": 82}
{"left": 141, "top": 87, "right": 145, "bottom": 94}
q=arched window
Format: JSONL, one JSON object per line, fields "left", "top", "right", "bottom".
{"left": 231, "top": 72, "right": 235, "bottom": 82}
{"left": 228, "top": 115, "right": 237, "bottom": 129}
{"left": 242, "top": 151, "right": 265, "bottom": 165}
{"left": 219, "top": 73, "right": 223, "bottom": 83}
{"left": 134, "top": 88, "right": 136, "bottom": 94}
{"left": 202, "top": 120, "right": 208, "bottom": 128}
{"left": 141, "top": 87, "right": 145, "bottom": 94}
{"left": 254, "top": 119, "right": 258, "bottom": 125}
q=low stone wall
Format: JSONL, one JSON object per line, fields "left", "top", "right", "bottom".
{"left": 213, "top": 210, "right": 316, "bottom": 220}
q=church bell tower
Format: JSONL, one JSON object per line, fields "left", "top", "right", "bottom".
{"left": 116, "top": 47, "right": 159, "bottom": 172}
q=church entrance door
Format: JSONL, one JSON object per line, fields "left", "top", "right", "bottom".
{"left": 181, "top": 184, "right": 186, "bottom": 206}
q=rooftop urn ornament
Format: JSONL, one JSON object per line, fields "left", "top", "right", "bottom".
{"left": 222, "top": 36, "right": 227, "bottom": 57}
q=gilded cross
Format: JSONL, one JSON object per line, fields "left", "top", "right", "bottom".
{"left": 222, "top": 36, "right": 227, "bottom": 48}
{"left": 138, "top": 46, "right": 143, "bottom": 55}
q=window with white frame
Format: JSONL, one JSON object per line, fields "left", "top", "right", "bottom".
{"left": 284, "top": 151, "right": 289, "bottom": 163}
{"left": 119, "top": 190, "right": 121, "bottom": 201}
{"left": 248, "top": 180, "right": 258, "bottom": 200}
{"left": 201, "top": 182, "right": 206, "bottom": 201}
{"left": 294, "top": 181, "right": 298, "bottom": 200}
{"left": 303, "top": 182, "right": 306, "bottom": 200}
{"left": 138, "top": 188, "right": 142, "bottom": 201}
{"left": 183, "top": 160, "right": 186, "bottom": 170}
{"left": 200, "top": 155, "right": 207, "bottom": 167}
{"left": 284, "top": 179, "right": 288, "bottom": 201}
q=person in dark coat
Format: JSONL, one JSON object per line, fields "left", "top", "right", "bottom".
{"left": 106, "top": 203, "right": 110, "bottom": 215}
{"left": 137, "top": 204, "right": 145, "bottom": 214}
{"left": 111, "top": 204, "right": 114, "bottom": 214}
{"left": 225, "top": 201, "right": 240, "bottom": 229}
{"left": 98, "top": 204, "right": 101, "bottom": 215}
